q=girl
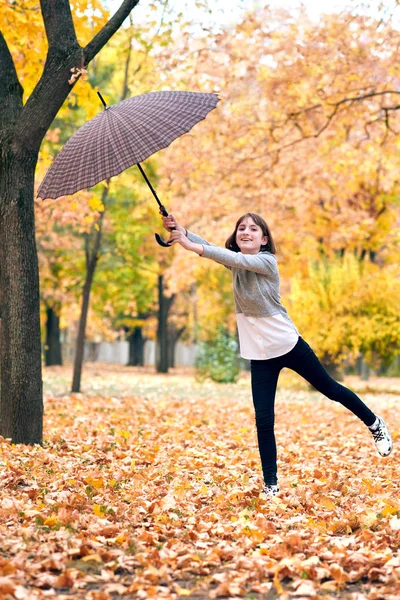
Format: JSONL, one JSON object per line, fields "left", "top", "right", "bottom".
{"left": 161, "top": 212, "right": 393, "bottom": 497}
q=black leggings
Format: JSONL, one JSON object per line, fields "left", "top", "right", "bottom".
{"left": 250, "top": 337, "right": 376, "bottom": 486}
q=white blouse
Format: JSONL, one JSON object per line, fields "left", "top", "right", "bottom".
{"left": 236, "top": 313, "right": 299, "bottom": 360}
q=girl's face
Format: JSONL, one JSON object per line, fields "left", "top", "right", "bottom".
{"left": 236, "top": 217, "right": 268, "bottom": 254}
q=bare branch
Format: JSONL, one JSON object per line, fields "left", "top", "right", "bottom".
{"left": 327, "top": 89, "right": 400, "bottom": 109}
{"left": 84, "top": 0, "right": 140, "bottom": 64}
{"left": 273, "top": 103, "right": 340, "bottom": 154}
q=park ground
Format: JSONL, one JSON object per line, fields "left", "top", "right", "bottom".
{"left": 0, "top": 364, "right": 399, "bottom": 599}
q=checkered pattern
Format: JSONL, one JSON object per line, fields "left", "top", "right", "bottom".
{"left": 37, "top": 91, "right": 220, "bottom": 200}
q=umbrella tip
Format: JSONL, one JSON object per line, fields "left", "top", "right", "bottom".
{"left": 97, "top": 91, "right": 108, "bottom": 109}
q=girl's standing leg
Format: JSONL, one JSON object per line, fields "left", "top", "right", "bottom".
{"left": 284, "top": 337, "right": 376, "bottom": 425}
{"left": 250, "top": 358, "right": 282, "bottom": 486}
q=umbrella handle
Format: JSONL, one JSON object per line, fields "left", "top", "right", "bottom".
{"left": 155, "top": 204, "right": 175, "bottom": 247}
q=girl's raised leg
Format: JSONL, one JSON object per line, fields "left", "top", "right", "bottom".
{"left": 284, "top": 338, "right": 376, "bottom": 425}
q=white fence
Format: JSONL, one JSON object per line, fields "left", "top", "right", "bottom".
{"left": 81, "top": 340, "right": 199, "bottom": 366}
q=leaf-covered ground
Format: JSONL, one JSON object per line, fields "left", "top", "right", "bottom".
{"left": 0, "top": 364, "right": 399, "bottom": 599}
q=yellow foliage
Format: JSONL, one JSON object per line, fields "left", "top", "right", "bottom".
{"left": 288, "top": 254, "right": 400, "bottom": 367}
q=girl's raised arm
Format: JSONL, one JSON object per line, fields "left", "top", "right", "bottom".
{"left": 200, "top": 245, "right": 277, "bottom": 276}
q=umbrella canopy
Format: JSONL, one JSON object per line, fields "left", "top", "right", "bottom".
{"left": 37, "top": 90, "right": 219, "bottom": 201}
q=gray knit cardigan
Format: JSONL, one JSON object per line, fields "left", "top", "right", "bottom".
{"left": 187, "top": 231, "right": 296, "bottom": 325}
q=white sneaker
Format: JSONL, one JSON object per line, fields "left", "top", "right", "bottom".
{"left": 262, "top": 484, "right": 280, "bottom": 497}
{"left": 369, "top": 415, "right": 393, "bottom": 457}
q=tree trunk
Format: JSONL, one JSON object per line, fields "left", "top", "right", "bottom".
{"left": 71, "top": 260, "right": 96, "bottom": 392}
{"left": 127, "top": 327, "right": 145, "bottom": 366}
{"left": 71, "top": 191, "right": 106, "bottom": 392}
{"left": 357, "top": 355, "right": 370, "bottom": 381}
{"left": 156, "top": 275, "right": 175, "bottom": 373}
{"left": 168, "top": 326, "right": 185, "bottom": 369}
{"left": 0, "top": 158, "right": 43, "bottom": 444}
{"left": 45, "top": 305, "right": 63, "bottom": 366}
{"left": 167, "top": 333, "right": 176, "bottom": 369}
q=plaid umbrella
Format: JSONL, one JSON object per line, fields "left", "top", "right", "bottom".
{"left": 37, "top": 90, "right": 219, "bottom": 245}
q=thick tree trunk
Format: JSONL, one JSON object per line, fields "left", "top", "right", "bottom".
{"left": 127, "top": 327, "right": 145, "bottom": 366}
{"left": 45, "top": 305, "right": 62, "bottom": 366}
{"left": 0, "top": 158, "right": 43, "bottom": 444}
{"left": 156, "top": 275, "right": 175, "bottom": 374}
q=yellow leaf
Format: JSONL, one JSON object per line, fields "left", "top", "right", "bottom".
{"left": 116, "top": 533, "right": 128, "bottom": 544}
{"left": 273, "top": 569, "right": 284, "bottom": 595}
{"left": 382, "top": 503, "right": 398, "bottom": 517}
{"left": 43, "top": 515, "right": 59, "bottom": 527}
{"left": 89, "top": 195, "right": 104, "bottom": 212}
{"left": 93, "top": 504, "right": 104, "bottom": 517}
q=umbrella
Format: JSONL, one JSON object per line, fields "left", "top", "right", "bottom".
{"left": 37, "top": 90, "right": 219, "bottom": 246}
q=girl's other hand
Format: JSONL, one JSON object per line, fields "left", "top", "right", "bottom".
{"left": 168, "top": 230, "right": 204, "bottom": 255}
{"left": 168, "top": 230, "right": 190, "bottom": 248}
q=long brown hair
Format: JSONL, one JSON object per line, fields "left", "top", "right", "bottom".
{"left": 225, "top": 213, "right": 276, "bottom": 254}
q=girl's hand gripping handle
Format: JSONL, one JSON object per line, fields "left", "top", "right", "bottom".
{"left": 155, "top": 205, "right": 175, "bottom": 247}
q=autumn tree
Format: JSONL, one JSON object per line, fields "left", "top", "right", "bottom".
{"left": 0, "top": 0, "right": 141, "bottom": 444}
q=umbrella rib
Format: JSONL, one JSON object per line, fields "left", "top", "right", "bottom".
{"left": 103, "top": 111, "right": 130, "bottom": 178}
{"left": 110, "top": 111, "right": 162, "bottom": 164}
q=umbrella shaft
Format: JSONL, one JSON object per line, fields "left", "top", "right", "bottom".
{"left": 137, "top": 163, "right": 167, "bottom": 216}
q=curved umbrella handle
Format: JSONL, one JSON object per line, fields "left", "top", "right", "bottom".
{"left": 155, "top": 205, "right": 174, "bottom": 247}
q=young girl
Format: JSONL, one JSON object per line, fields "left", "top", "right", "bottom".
{"left": 161, "top": 212, "right": 393, "bottom": 497}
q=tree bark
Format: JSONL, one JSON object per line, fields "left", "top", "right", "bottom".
{"left": 45, "top": 305, "right": 62, "bottom": 366}
{"left": 0, "top": 156, "right": 43, "bottom": 444}
{"left": 127, "top": 327, "right": 145, "bottom": 366}
{"left": 156, "top": 275, "right": 175, "bottom": 373}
